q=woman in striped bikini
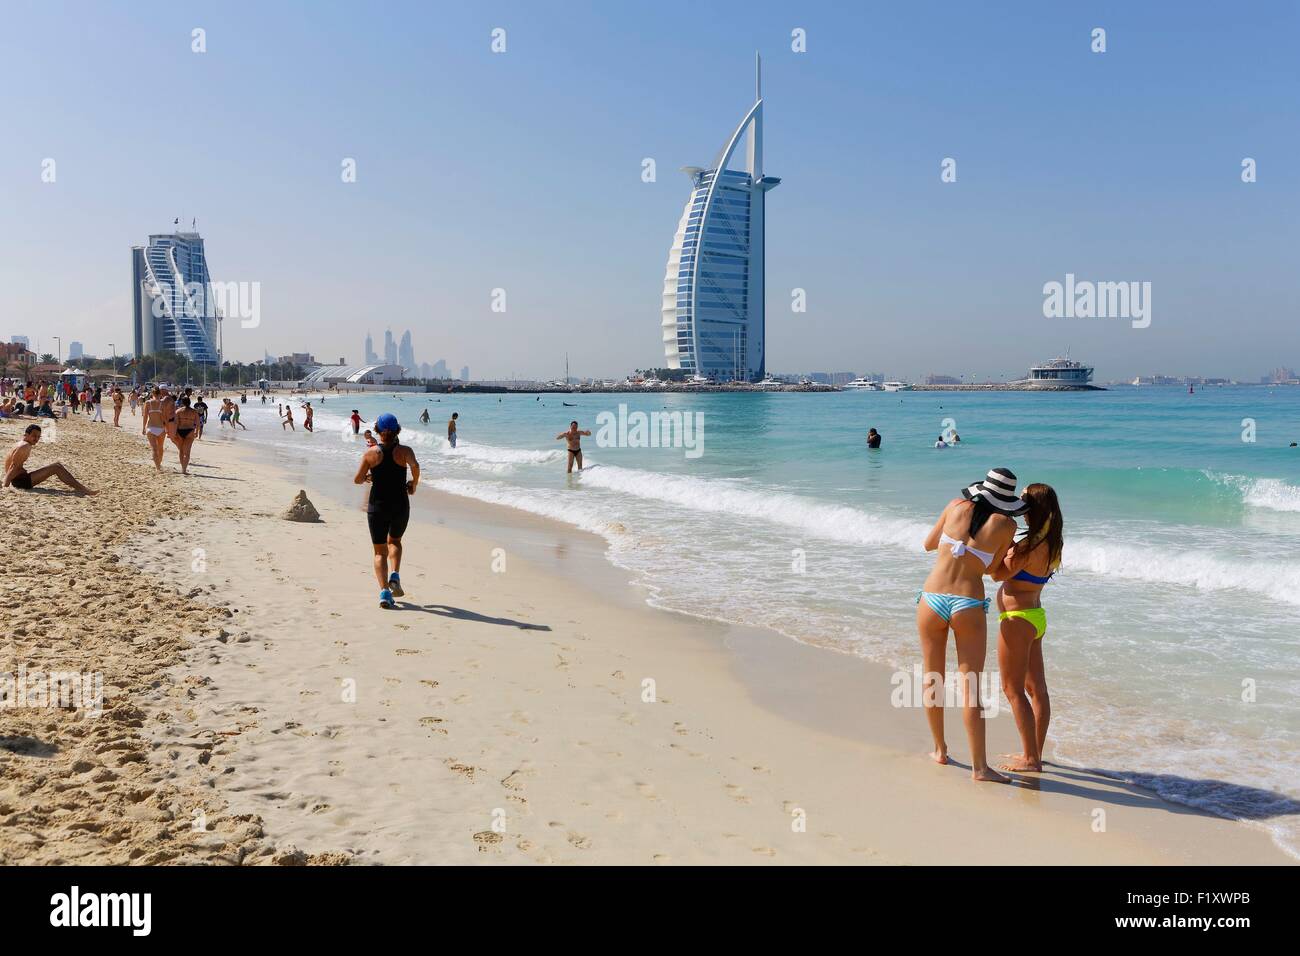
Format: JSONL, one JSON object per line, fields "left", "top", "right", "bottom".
{"left": 916, "top": 468, "right": 1027, "bottom": 782}
{"left": 992, "top": 483, "right": 1062, "bottom": 773}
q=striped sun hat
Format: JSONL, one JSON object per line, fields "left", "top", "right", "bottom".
{"left": 961, "top": 467, "right": 1030, "bottom": 516}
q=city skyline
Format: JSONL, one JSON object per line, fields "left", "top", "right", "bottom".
{"left": 2, "top": 2, "right": 1297, "bottom": 382}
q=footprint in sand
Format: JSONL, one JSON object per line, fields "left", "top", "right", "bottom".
{"left": 725, "top": 784, "right": 751, "bottom": 805}
{"left": 419, "top": 679, "right": 440, "bottom": 689}
{"left": 635, "top": 782, "right": 659, "bottom": 801}
{"left": 419, "top": 716, "right": 447, "bottom": 736}
{"left": 752, "top": 846, "right": 776, "bottom": 857}
{"left": 395, "top": 648, "right": 421, "bottom": 656}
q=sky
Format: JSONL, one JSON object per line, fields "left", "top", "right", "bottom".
{"left": 1, "top": 0, "right": 1297, "bottom": 382}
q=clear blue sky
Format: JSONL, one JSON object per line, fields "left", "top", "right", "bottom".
{"left": 2, "top": 0, "right": 1296, "bottom": 381}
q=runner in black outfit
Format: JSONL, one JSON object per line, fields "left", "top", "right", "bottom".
{"left": 353, "top": 413, "right": 420, "bottom": 608}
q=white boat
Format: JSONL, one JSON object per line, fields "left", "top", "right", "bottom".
{"left": 844, "top": 377, "right": 881, "bottom": 390}
{"left": 882, "top": 381, "right": 912, "bottom": 392}
{"left": 756, "top": 376, "right": 783, "bottom": 389}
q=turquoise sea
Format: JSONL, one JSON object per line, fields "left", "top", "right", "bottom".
{"left": 233, "top": 385, "right": 1300, "bottom": 857}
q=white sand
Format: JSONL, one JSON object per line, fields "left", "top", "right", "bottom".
{"left": 134, "top": 430, "right": 1290, "bottom": 865}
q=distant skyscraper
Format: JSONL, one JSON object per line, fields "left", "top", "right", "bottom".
{"left": 132, "top": 231, "right": 220, "bottom": 363}
{"left": 432, "top": 359, "right": 448, "bottom": 379}
{"left": 460, "top": 365, "right": 469, "bottom": 382}
{"left": 661, "top": 55, "right": 780, "bottom": 382}
{"left": 364, "top": 331, "right": 377, "bottom": 365}
{"left": 10, "top": 335, "right": 29, "bottom": 346}
{"left": 418, "top": 362, "right": 433, "bottom": 380}
{"left": 398, "top": 330, "right": 415, "bottom": 371}
{"left": 383, "top": 329, "right": 397, "bottom": 365}
{"left": 68, "top": 341, "right": 84, "bottom": 360}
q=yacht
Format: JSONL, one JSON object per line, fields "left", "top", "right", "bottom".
{"left": 844, "top": 377, "right": 881, "bottom": 390}
{"left": 882, "top": 381, "right": 912, "bottom": 392}
{"left": 756, "top": 375, "right": 783, "bottom": 389}
{"left": 1023, "top": 357, "right": 1095, "bottom": 389}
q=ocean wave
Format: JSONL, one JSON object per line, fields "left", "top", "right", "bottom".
{"left": 576, "top": 464, "right": 932, "bottom": 550}
{"left": 428, "top": 478, "right": 628, "bottom": 540}
{"left": 1067, "top": 535, "right": 1300, "bottom": 606}
{"left": 1204, "top": 472, "right": 1300, "bottom": 513}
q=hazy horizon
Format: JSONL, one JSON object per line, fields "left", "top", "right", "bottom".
{"left": 2, "top": 0, "right": 1296, "bottom": 382}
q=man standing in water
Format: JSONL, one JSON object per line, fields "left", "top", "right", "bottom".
{"left": 447, "top": 411, "right": 458, "bottom": 448}
{"left": 555, "top": 420, "right": 591, "bottom": 473}
{"left": 353, "top": 413, "right": 419, "bottom": 609}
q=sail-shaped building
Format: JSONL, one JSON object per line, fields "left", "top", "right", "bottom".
{"left": 661, "top": 55, "right": 780, "bottom": 382}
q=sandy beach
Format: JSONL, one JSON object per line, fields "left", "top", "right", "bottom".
{"left": 2, "top": 411, "right": 1289, "bottom": 865}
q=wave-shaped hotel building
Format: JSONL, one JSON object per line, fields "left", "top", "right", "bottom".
{"left": 661, "top": 55, "right": 780, "bottom": 382}
{"left": 131, "top": 231, "right": 220, "bottom": 364}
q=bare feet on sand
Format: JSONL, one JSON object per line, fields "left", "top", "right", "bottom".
{"left": 930, "top": 746, "right": 948, "bottom": 765}
{"left": 998, "top": 754, "right": 1042, "bottom": 773}
{"left": 972, "top": 765, "right": 1011, "bottom": 783}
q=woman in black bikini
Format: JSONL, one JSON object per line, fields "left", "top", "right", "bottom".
{"left": 175, "top": 398, "right": 201, "bottom": 475}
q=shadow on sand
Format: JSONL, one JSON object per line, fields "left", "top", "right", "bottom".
{"left": 403, "top": 603, "right": 551, "bottom": 632}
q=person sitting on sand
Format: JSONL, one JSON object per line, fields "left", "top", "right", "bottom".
{"left": 916, "top": 468, "right": 1025, "bottom": 783}
{"left": 556, "top": 420, "right": 591, "bottom": 473}
{"left": 354, "top": 413, "right": 420, "bottom": 609}
{"left": 992, "top": 483, "right": 1061, "bottom": 774}
{"left": 4, "top": 424, "right": 97, "bottom": 495}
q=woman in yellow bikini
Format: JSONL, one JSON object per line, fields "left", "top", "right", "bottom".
{"left": 992, "top": 483, "right": 1063, "bottom": 773}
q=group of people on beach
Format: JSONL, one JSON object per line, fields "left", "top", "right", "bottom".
{"left": 916, "top": 467, "right": 1062, "bottom": 780}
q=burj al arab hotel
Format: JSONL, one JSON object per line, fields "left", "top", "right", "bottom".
{"left": 661, "top": 54, "right": 781, "bottom": 382}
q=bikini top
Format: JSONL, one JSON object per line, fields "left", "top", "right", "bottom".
{"left": 1012, "top": 568, "right": 1054, "bottom": 585}
{"left": 939, "top": 532, "right": 995, "bottom": 568}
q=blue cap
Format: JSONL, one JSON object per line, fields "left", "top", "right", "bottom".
{"left": 375, "top": 413, "right": 400, "bottom": 433}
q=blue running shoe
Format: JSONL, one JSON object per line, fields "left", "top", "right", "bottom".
{"left": 379, "top": 588, "right": 394, "bottom": 609}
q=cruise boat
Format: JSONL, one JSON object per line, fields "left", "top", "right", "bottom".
{"left": 1023, "top": 357, "right": 1095, "bottom": 389}
{"left": 844, "top": 377, "right": 881, "bottom": 390}
{"left": 882, "top": 381, "right": 912, "bottom": 392}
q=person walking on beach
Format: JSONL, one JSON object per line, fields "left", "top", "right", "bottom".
{"left": 303, "top": 402, "right": 314, "bottom": 432}
{"left": 353, "top": 413, "right": 420, "bottom": 609}
{"left": 4, "top": 424, "right": 97, "bottom": 495}
{"left": 350, "top": 409, "right": 364, "bottom": 435}
{"left": 447, "top": 412, "right": 458, "bottom": 448}
{"left": 916, "top": 467, "right": 1025, "bottom": 783}
{"left": 556, "top": 420, "right": 591, "bottom": 473}
{"left": 174, "top": 398, "right": 202, "bottom": 475}
{"left": 129, "top": 389, "right": 139, "bottom": 417}
{"left": 142, "top": 389, "right": 169, "bottom": 472}
{"left": 194, "top": 395, "right": 209, "bottom": 439}
{"left": 992, "top": 483, "right": 1061, "bottom": 774}
{"left": 231, "top": 401, "right": 246, "bottom": 430}
{"left": 112, "top": 387, "right": 124, "bottom": 426}
{"left": 282, "top": 405, "right": 295, "bottom": 430}
{"left": 90, "top": 385, "right": 105, "bottom": 422}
